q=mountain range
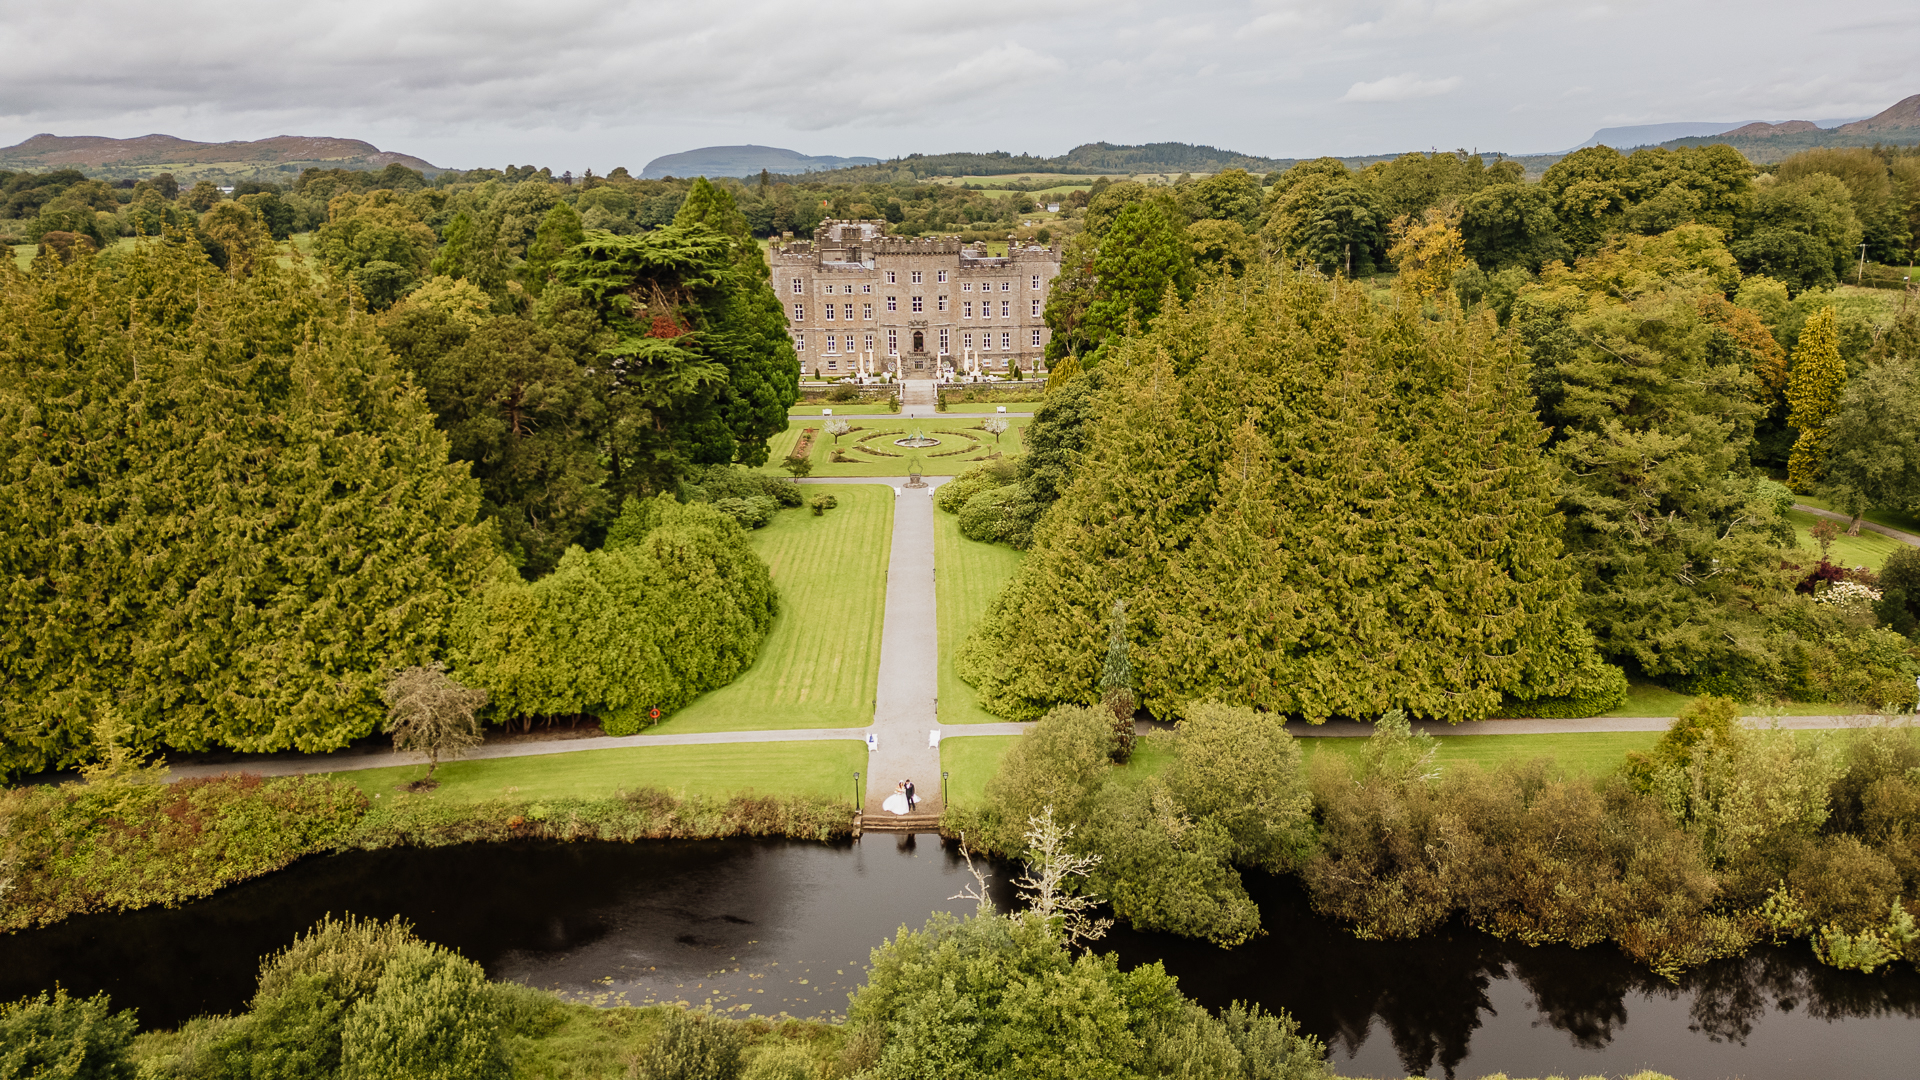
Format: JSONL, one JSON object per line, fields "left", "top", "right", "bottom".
{"left": 0, "top": 134, "right": 438, "bottom": 180}
{"left": 639, "top": 145, "right": 880, "bottom": 179}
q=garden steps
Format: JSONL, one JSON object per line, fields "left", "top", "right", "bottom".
{"left": 857, "top": 811, "right": 944, "bottom": 834}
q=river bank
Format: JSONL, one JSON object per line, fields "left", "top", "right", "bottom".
{"left": 0, "top": 771, "right": 850, "bottom": 935}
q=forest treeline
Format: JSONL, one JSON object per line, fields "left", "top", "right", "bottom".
{"left": 953, "top": 699, "right": 1920, "bottom": 978}
{"left": 942, "top": 143, "right": 1920, "bottom": 721}
{"left": 0, "top": 179, "right": 804, "bottom": 776}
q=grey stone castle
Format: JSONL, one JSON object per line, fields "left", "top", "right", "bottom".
{"left": 771, "top": 220, "right": 1061, "bottom": 379}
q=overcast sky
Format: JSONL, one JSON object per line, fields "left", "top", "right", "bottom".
{"left": 3, "top": 0, "right": 1916, "bottom": 172}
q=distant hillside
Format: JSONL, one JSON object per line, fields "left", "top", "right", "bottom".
{"left": 0, "top": 133, "right": 439, "bottom": 180}
{"left": 1654, "top": 94, "right": 1920, "bottom": 162}
{"left": 1572, "top": 121, "right": 1751, "bottom": 151}
{"left": 640, "top": 145, "right": 881, "bottom": 179}
{"left": 791, "top": 141, "right": 1298, "bottom": 182}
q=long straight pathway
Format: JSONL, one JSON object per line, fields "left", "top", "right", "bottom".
{"left": 862, "top": 477, "right": 945, "bottom": 812}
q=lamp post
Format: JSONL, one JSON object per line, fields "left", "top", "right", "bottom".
{"left": 854, "top": 771, "right": 861, "bottom": 810}
{"left": 942, "top": 770, "right": 948, "bottom": 809}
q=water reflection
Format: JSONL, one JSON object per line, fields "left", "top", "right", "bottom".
{"left": 1105, "top": 871, "right": 1920, "bottom": 1078}
{"left": 3, "top": 840, "right": 1917, "bottom": 1078}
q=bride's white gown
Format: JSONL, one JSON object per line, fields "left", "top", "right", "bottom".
{"left": 882, "top": 791, "right": 911, "bottom": 815}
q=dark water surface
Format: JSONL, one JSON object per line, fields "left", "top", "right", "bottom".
{"left": 5, "top": 835, "right": 1918, "bottom": 1079}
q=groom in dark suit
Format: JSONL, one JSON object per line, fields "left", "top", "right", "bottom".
{"left": 904, "top": 778, "right": 916, "bottom": 811}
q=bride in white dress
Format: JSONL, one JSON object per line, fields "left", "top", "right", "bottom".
{"left": 882, "top": 781, "right": 911, "bottom": 815}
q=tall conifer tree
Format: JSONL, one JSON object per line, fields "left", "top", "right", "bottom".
{"left": 0, "top": 233, "right": 492, "bottom": 774}
{"left": 1786, "top": 306, "right": 1845, "bottom": 491}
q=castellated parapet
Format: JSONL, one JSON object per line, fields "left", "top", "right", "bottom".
{"left": 771, "top": 220, "right": 1061, "bottom": 379}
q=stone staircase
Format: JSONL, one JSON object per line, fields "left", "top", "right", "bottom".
{"left": 898, "top": 380, "right": 937, "bottom": 410}
{"left": 858, "top": 811, "right": 943, "bottom": 834}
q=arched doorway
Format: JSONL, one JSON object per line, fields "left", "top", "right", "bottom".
{"left": 912, "top": 330, "right": 924, "bottom": 352}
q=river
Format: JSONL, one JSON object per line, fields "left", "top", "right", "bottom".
{"left": 6, "top": 834, "right": 1918, "bottom": 1079}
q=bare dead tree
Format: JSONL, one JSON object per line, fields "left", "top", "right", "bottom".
{"left": 382, "top": 664, "right": 487, "bottom": 780}
{"left": 1012, "top": 806, "right": 1112, "bottom": 947}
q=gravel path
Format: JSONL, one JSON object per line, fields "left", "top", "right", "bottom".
{"left": 1793, "top": 503, "right": 1920, "bottom": 547}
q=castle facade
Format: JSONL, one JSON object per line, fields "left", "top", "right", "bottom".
{"left": 770, "top": 220, "right": 1061, "bottom": 379}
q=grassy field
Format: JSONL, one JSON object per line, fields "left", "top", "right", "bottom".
{"left": 764, "top": 417, "right": 1030, "bottom": 477}
{"left": 1297, "top": 731, "right": 1662, "bottom": 778}
{"left": 326, "top": 741, "right": 867, "bottom": 805}
{"left": 1605, "top": 678, "right": 1857, "bottom": 718}
{"left": 934, "top": 510, "right": 1025, "bottom": 724}
{"left": 939, "top": 735, "right": 1019, "bottom": 809}
{"left": 1793, "top": 495, "right": 1920, "bottom": 541}
{"left": 648, "top": 487, "right": 892, "bottom": 733}
{"left": 941, "top": 728, "right": 1663, "bottom": 809}
{"left": 1784, "top": 508, "right": 1908, "bottom": 570}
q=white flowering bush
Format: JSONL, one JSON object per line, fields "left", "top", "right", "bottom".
{"left": 1815, "top": 579, "right": 1883, "bottom": 611}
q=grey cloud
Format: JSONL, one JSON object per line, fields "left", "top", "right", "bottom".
{"left": 2, "top": 0, "right": 1916, "bottom": 170}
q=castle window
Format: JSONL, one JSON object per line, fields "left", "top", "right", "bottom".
{"left": 863, "top": 303, "right": 873, "bottom": 320}
{"left": 911, "top": 270, "right": 923, "bottom": 284}
{"left": 963, "top": 332, "right": 974, "bottom": 351}
{"left": 1001, "top": 332, "right": 1012, "bottom": 350}
{"left": 864, "top": 333, "right": 875, "bottom": 353}
{"left": 1031, "top": 275, "right": 1041, "bottom": 289}
{"left": 886, "top": 296, "right": 897, "bottom": 312}
{"left": 825, "top": 335, "right": 837, "bottom": 353}
{"left": 939, "top": 328, "right": 950, "bottom": 354}
{"left": 824, "top": 304, "right": 834, "bottom": 321}
{"left": 793, "top": 332, "right": 805, "bottom": 350}
{"left": 937, "top": 295, "right": 948, "bottom": 312}
{"left": 1000, "top": 301, "right": 1010, "bottom": 318}
{"left": 887, "top": 329, "right": 898, "bottom": 355}
{"left": 1031, "top": 329, "right": 1042, "bottom": 347}
{"left": 963, "top": 301, "right": 973, "bottom": 319}
{"left": 961, "top": 282, "right": 971, "bottom": 291}
{"left": 828, "top": 359, "right": 838, "bottom": 369}
{"left": 791, "top": 278, "right": 803, "bottom": 294}
{"left": 1031, "top": 299, "right": 1041, "bottom": 317}
{"left": 937, "top": 270, "right": 949, "bottom": 283}
{"left": 886, "top": 270, "right": 897, "bottom": 284}
{"left": 1001, "top": 280, "right": 1011, "bottom": 292}
{"left": 862, "top": 283, "right": 872, "bottom": 293}
{"left": 792, "top": 303, "right": 804, "bottom": 321}
{"left": 911, "top": 296, "right": 923, "bottom": 313}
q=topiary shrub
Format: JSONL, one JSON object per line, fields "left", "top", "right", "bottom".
{"left": 712, "top": 495, "right": 779, "bottom": 529}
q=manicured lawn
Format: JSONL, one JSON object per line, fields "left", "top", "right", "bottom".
{"left": 650, "top": 487, "right": 892, "bottom": 733}
{"left": 938, "top": 735, "right": 1019, "bottom": 809}
{"left": 1793, "top": 495, "right": 1920, "bottom": 543}
{"left": 941, "top": 399, "right": 1042, "bottom": 414}
{"left": 1607, "top": 678, "right": 1886, "bottom": 718}
{"left": 934, "top": 511, "right": 1025, "bottom": 724}
{"left": 11, "top": 244, "right": 32, "bottom": 271}
{"left": 764, "top": 417, "right": 1030, "bottom": 477}
{"left": 938, "top": 727, "right": 1660, "bottom": 806}
{"left": 1785, "top": 508, "right": 1908, "bottom": 570}
{"left": 327, "top": 741, "right": 866, "bottom": 806}
{"left": 790, "top": 402, "right": 899, "bottom": 416}
{"left": 1295, "top": 731, "right": 1661, "bottom": 778}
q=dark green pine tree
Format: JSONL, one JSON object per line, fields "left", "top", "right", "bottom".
{"left": 0, "top": 232, "right": 494, "bottom": 774}
{"left": 1374, "top": 303, "right": 1605, "bottom": 720}
{"left": 1146, "top": 416, "right": 1309, "bottom": 716}
{"left": 960, "top": 348, "right": 1208, "bottom": 720}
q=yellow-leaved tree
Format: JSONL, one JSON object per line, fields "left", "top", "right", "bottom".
{"left": 1387, "top": 206, "right": 1470, "bottom": 300}
{"left": 1786, "top": 306, "right": 1846, "bottom": 491}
